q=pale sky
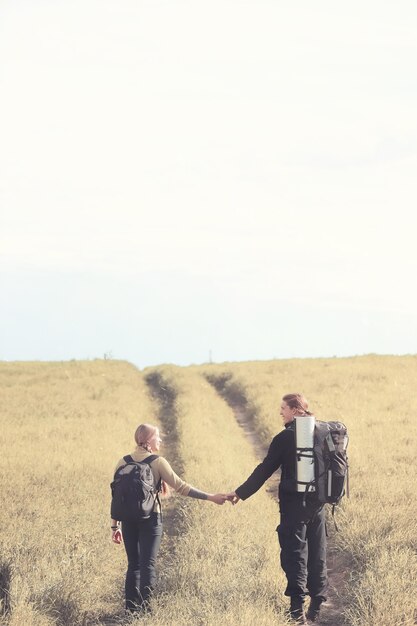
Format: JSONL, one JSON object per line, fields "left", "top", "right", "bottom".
{"left": 1, "top": 0, "right": 417, "bottom": 367}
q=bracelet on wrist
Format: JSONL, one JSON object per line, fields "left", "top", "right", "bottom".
{"left": 111, "top": 526, "right": 119, "bottom": 530}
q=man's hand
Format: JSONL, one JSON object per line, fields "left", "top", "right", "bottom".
{"left": 225, "top": 491, "right": 240, "bottom": 505}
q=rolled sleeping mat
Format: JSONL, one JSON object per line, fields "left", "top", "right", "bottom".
{"left": 295, "top": 415, "right": 316, "bottom": 492}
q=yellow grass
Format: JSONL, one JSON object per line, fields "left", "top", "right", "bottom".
{"left": 200, "top": 355, "right": 417, "bottom": 626}
{"left": 139, "top": 365, "right": 289, "bottom": 626}
{"left": 0, "top": 360, "right": 158, "bottom": 625}
{"left": 1, "top": 356, "right": 416, "bottom": 625}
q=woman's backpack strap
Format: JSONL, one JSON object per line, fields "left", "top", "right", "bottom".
{"left": 141, "top": 454, "right": 162, "bottom": 519}
{"left": 143, "top": 455, "right": 162, "bottom": 490}
{"left": 142, "top": 454, "right": 159, "bottom": 465}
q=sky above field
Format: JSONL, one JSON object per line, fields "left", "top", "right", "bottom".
{"left": 1, "top": 1, "right": 417, "bottom": 367}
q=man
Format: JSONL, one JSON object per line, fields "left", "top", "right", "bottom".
{"left": 227, "top": 393, "right": 327, "bottom": 625}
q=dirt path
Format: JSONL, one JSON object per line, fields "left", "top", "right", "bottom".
{"left": 206, "top": 379, "right": 348, "bottom": 626}
{"left": 144, "top": 371, "right": 185, "bottom": 542}
{"left": 99, "top": 372, "right": 182, "bottom": 626}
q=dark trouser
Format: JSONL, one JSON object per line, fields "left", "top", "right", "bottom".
{"left": 277, "top": 498, "right": 327, "bottom": 602}
{"left": 121, "top": 513, "right": 163, "bottom": 611}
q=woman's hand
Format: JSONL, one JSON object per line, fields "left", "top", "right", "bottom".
{"left": 112, "top": 528, "right": 123, "bottom": 544}
{"left": 208, "top": 493, "right": 228, "bottom": 505}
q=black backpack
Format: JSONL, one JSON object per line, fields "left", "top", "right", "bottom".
{"left": 312, "top": 420, "right": 349, "bottom": 506}
{"left": 299, "top": 420, "right": 349, "bottom": 521}
{"left": 110, "top": 455, "right": 161, "bottom": 523}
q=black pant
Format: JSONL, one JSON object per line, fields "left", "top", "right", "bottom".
{"left": 121, "top": 513, "right": 163, "bottom": 611}
{"left": 277, "top": 498, "right": 327, "bottom": 601}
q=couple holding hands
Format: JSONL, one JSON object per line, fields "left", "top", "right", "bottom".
{"left": 111, "top": 393, "right": 327, "bottom": 625}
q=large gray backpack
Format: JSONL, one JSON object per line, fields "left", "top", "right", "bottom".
{"left": 306, "top": 421, "right": 349, "bottom": 507}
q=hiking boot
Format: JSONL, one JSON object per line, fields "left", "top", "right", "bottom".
{"left": 289, "top": 596, "right": 307, "bottom": 624}
{"left": 306, "top": 597, "right": 322, "bottom": 623}
{"left": 289, "top": 609, "right": 307, "bottom": 625}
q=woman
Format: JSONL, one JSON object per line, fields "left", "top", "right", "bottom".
{"left": 111, "top": 423, "right": 227, "bottom": 613}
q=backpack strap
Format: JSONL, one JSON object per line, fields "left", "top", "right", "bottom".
{"left": 302, "top": 479, "right": 316, "bottom": 507}
{"left": 122, "top": 454, "right": 159, "bottom": 466}
{"left": 346, "top": 465, "right": 350, "bottom": 498}
{"left": 325, "top": 433, "right": 336, "bottom": 453}
{"left": 332, "top": 504, "right": 339, "bottom": 532}
{"left": 143, "top": 455, "right": 162, "bottom": 490}
{"left": 141, "top": 454, "right": 162, "bottom": 521}
{"left": 142, "top": 454, "right": 159, "bottom": 466}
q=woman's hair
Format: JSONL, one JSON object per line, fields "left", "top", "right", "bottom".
{"left": 282, "top": 393, "right": 312, "bottom": 416}
{"left": 134, "top": 423, "right": 158, "bottom": 452}
{"left": 134, "top": 423, "right": 170, "bottom": 497}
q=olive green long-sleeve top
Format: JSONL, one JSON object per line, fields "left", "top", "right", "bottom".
{"left": 114, "top": 446, "right": 191, "bottom": 513}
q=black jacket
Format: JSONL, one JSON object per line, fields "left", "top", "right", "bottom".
{"left": 235, "top": 422, "right": 303, "bottom": 503}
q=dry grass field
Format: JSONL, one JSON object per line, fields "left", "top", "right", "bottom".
{"left": 0, "top": 360, "right": 157, "bottom": 625}
{"left": 199, "top": 355, "right": 417, "bottom": 626}
{"left": 1, "top": 356, "right": 416, "bottom": 625}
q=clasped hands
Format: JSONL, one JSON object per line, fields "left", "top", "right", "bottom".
{"left": 209, "top": 492, "right": 240, "bottom": 506}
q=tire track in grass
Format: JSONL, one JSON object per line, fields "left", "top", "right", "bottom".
{"left": 103, "top": 368, "right": 184, "bottom": 626}
{"left": 143, "top": 370, "right": 188, "bottom": 579}
{"left": 0, "top": 558, "right": 11, "bottom": 618}
{"left": 205, "top": 373, "right": 280, "bottom": 498}
{"left": 144, "top": 367, "right": 288, "bottom": 626}
{"left": 205, "top": 372, "right": 349, "bottom": 626}
{"left": 101, "top": 367, "right": 179, "bottom": 626}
